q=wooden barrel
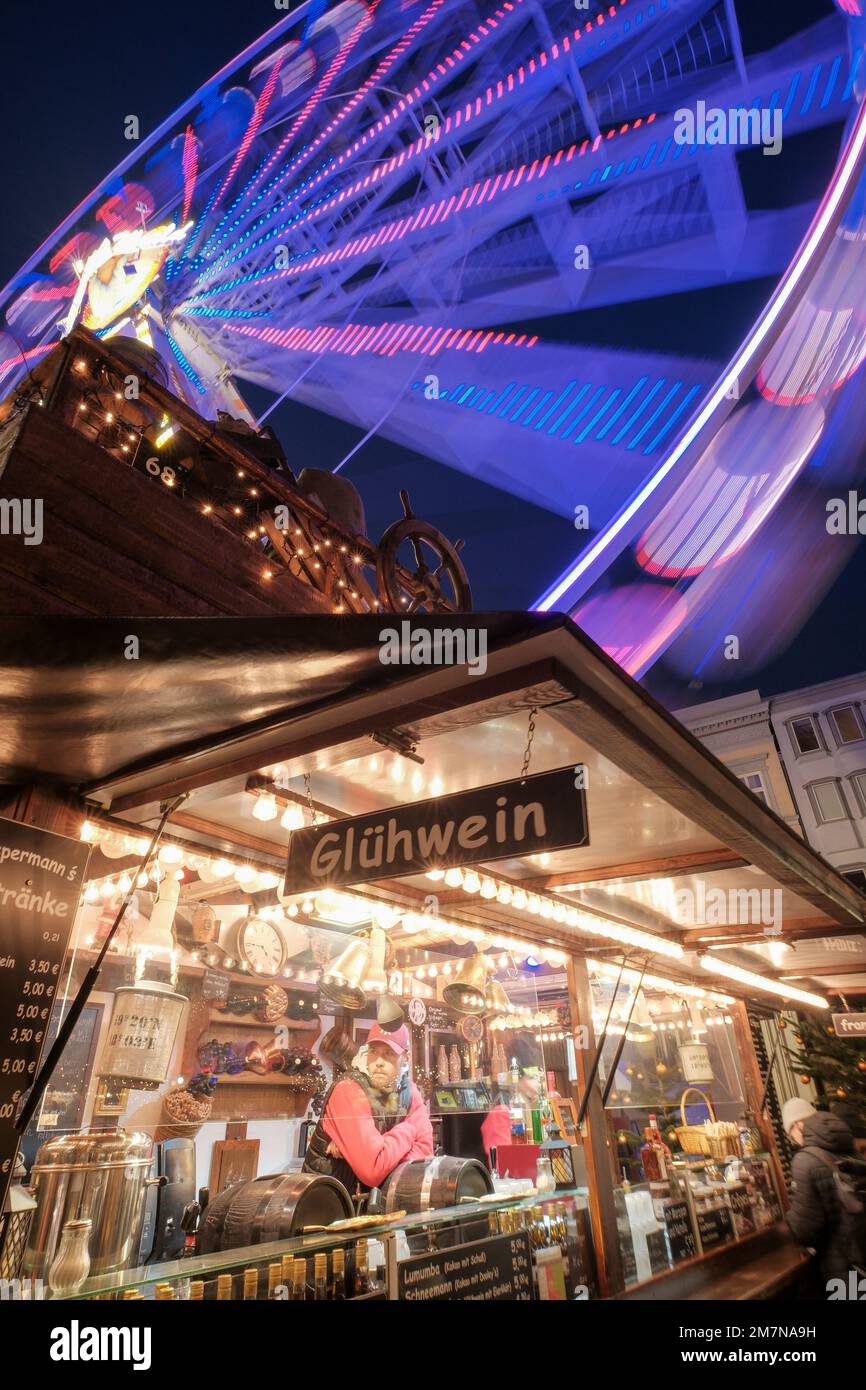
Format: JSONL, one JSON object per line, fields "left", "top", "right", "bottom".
{"left": 381, "top": 1157, "right": 493, "bottom": 1214}
{"left": 197, "top": 1172, "right": 353, "bottom": 1254}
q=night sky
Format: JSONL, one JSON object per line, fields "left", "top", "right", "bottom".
{"left": 1, "top": 0, "right": 863, "bottom": 706}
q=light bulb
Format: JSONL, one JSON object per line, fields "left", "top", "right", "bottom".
{"left": 426, "top": 869, "right": 445, "bottom": 881}
{"left": 512, "top": 889, "right": 527, "bottom": 910}
{"left": 462, "top": 871, "right": 481, "bottom": 894}
{"left": 84, "top": 882, "right": 99, "bottom": 902}
{"left": 252, "top": 793, "right": 278, "bottom": 822}
{"left": 281, "top": 803, "right": 305, "bottom": 831}
{"left": 444, "top": 867, "right": 463, "bottom": 888}
{"left": 256, "top": 871, "right": 280, "bottom": 891}
{"left": 158, "top": 843, "right": 183, "bottom": 866}
{"left": 80, "top": 820, "right": 99, "bottom": 842}
{"left": 496, "top": 884, "right": 513, "bottom": 905}
{"left": 235, "top": 864, "right": 256, "bottom": 884}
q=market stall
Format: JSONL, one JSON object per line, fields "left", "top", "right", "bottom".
{"left": 1, "top": 614, "right": 863, "bottom": 1301}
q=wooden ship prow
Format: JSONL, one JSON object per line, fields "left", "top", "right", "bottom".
{"left": 0, "top": 328, "right": 471, "bottom": 617}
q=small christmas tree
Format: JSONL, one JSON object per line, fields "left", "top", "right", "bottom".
{"left": 785, "top": 1017, "right": 866, "bottom": 1113}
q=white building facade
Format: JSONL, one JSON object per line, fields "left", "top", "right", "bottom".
{"left": 766, "top": 673, "right": 866, "bottom": 894}
{"left": 676, "top": 675, "right": 866, "bottom": 891}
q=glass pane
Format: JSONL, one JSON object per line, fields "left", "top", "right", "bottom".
{"left": 791, "top": 717, "right": 820, "bottom": 754}
{"left": 812, "top": 780, "right": 845, "bottom": 822}
{"left": 831, "top": 706, "right": 862, "bottom": 744}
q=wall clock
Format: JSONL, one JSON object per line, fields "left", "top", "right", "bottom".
{"left": 231, "top": 915, "right": 288, "bottom": 977}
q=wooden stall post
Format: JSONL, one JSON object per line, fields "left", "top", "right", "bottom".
{"left": 566, "top": 953, "right": 624, "bottom": 1297}
{"left": 730, "top": 1002, "right": 789, "bottom": 1209}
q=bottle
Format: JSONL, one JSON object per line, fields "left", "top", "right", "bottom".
{"left": 437, "top": 1044, "right": 449, "bottom": 1085}
{"left": 217, "top": 1273, "right": 233, "bottom": 1301}
{"left": 281, "top": 1253, "right": 294, "bottom": 1288}
{"left": 291, "top": 1258, "right": 307, "bottom": 1301}
{"left": 509, "top": 1059, "right": 526, "bottom": 1141}
{"left": 48, "top": 1218, "right": 92, "bottom": 1296}
{"left": 313, "top": 1252, "right": 328, "bottom": 1300}
{"left": 449, "top": 1043, "right": 462, "bottom": 1082}
{"left": 648, "top": 1114, "right": 672, "bottom": 1177}
{"left": 331, "top": 1248, "right": 346, "bottom": 1300}
{"left": 243, "top": 1268, "right": 259, "bottom": 1300}
{"left": 353, "top": 1240, "right": 371, "bottom": 1296}
{"left": 529, "top": 1206, "right": 548, "bottom": 1250}
{"left": 738, "top": 1112, "right": 759, "bottom": 1156}
{"left": 268, "top": 1262, "right": 283, "bottom": 1300}
{"left": 640, "top": 1128, "right": 662, "bottom": 1181}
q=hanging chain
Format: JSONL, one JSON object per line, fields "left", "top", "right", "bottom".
{"left": 520, "top": 707, "right": 538, "bottom": 782}
{"left": 303, "top": 772, "right": 319, "bottom": 827}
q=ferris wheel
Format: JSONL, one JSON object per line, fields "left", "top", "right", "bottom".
{"left": 1, "top": 0, "right": 864, "bottom": 676}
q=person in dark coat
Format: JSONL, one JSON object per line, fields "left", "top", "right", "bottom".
{"left": 782, "top": 1098, "right": 859, "bottom": 1283}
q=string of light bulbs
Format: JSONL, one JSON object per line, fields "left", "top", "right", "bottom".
{"left": 698, "top": 954, "right": 828, "bottom": 1010}
{"left": 426, "top": 866, "right": 685, "bottom": 961}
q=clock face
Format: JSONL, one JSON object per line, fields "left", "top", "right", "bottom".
{"left": 237, "top": 916, "right": 286, "bottom": 976}
{"left": 407, "top": 998, "right": 427, "bottom": 1027}
{"left": 459, "top": 1015, "right": 484, "bottom": 1042}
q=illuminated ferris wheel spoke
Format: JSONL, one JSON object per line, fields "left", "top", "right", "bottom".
{"left": 1, "top": 0, "right": 861, "bottom": 668}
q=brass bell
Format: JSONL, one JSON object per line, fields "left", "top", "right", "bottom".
{"left": 484, "top": 977, "right": 511, "bottom": 1018}
{"left": 442, "top": 953, "right": 488, "bottom": 1015}
{"left": 377, "top": 994, "right": 405, "bottom": 1032}
{"left": 319, "top": 936, "right": 371, "bottom": 1010}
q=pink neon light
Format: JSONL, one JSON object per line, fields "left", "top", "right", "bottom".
{"left": 181, "top": 125, "right": 198, "bottom": 226}
{"left": 211, "top": 51, "right": 287, "bottom": 210}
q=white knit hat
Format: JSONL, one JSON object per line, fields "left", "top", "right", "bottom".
{"left": 782, "top": 1097, "right": 816, "bottom": 1134}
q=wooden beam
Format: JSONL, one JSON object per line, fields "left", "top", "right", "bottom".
{"left": 566, "top": 954, "right": 623, "bottom": 1298}
{"left": 528, "top": 849, "right": 748, "bottom": 890}
{"left": 682, "top": 920, "right": 866, "bottom": 947}
{"left": 781, "top": 962, "right": 866, "bottom": 978}
{"left": 90, "top": 662, "right": 573, "bottom": 813}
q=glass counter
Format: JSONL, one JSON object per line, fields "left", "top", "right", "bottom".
{"left": 55, "top": 1185, "right": 595, "bottom": 1302}
{"left": 614, "top": 1155, "right": 782, "bottom": 1290}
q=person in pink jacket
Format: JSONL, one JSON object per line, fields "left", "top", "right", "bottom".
{"left": 303, "top": 1022, "right": 433, "bottom": 1197}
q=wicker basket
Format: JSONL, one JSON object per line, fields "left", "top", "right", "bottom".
{"left": 674, "top": 1087, "right": 715, "bottom": 1155}
{"left": 154, "top": 1085, "right": 214, "bottom": 1142}
{"left": 705, "top": 1131, "right": 741, "bottom": 1161}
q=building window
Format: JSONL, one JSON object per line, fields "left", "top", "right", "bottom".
{"left": 850, "top": 771, "right": 866, "bottom": 816}
{"left": 739, "top": 772, "right": 769, "bottom": 805}
{"left": 842, "top": 868, "right": 866, "bottom": 895}
{"left": 806, "top": 779, "right": 848, "bottom": 824}
{"left": 789, "top": 716, "right": 822, "bottom": 755}
{"left": 829, "top": 704, "right": 864, "bottom": 746}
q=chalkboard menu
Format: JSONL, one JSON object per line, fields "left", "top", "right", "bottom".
{"left": 426, "top": 1005, "right": 451, "bottom": 1031}
{"left": 0, "top": 817, "right": 90, "bottom": 1210}
{"left": 663, "top": 1200, "right": 698, "bottom": 1263}
{"left": 398, "top": 1231, "right": 534, "bottom": 1301}
{"left": 697, "top": 1204, "right": 735, "bottom": 1251}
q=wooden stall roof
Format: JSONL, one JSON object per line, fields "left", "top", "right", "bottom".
{"left": 0, "top": 614, "right": 863, "bottom": 996}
